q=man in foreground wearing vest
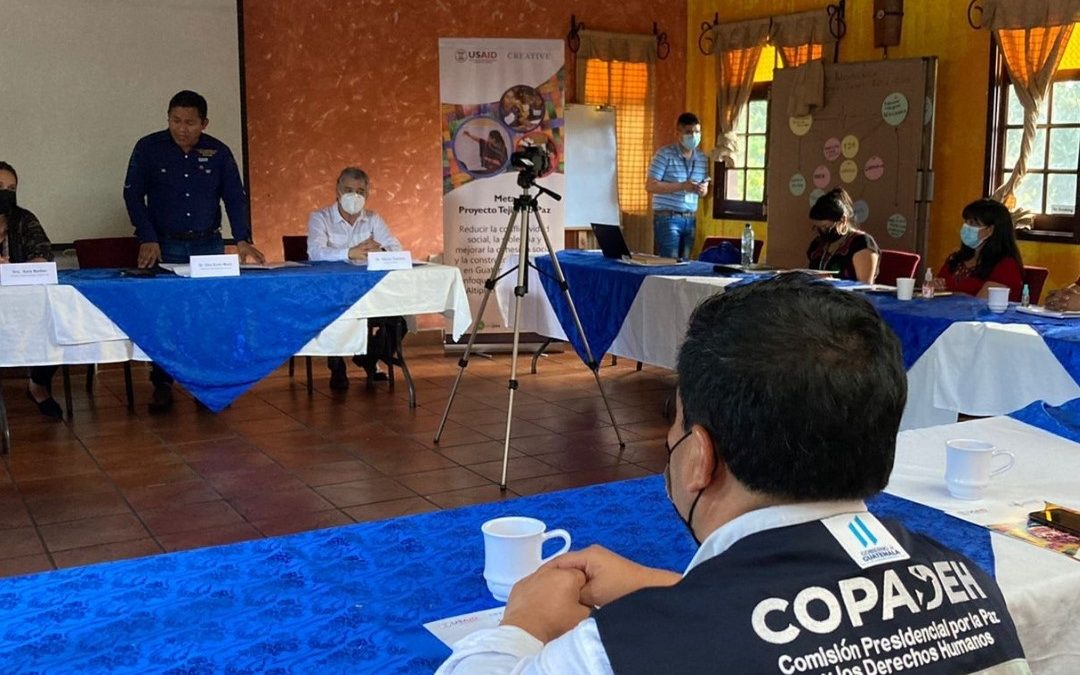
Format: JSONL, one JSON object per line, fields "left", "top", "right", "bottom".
{"left": 438, "top": 275, "right": 1029, "bottom": 674}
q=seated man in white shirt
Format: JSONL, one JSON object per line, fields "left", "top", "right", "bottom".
{"left": 438, "top": 274, "right": 1030, "bottom": 675}
{"left": 307, "top": 166, "right": 403, "bottom": 390}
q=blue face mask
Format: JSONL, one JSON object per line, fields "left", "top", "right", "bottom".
{"left": 960, "top": 223, "right": 984, "bottom": 249}
{"left": 681, "top": 133, "right": 701, "bottom": 151}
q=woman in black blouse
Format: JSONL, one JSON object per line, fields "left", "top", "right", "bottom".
{"left": 806, "top": 187, "right": 880, "bottom": 283}
{"left": 0, "top": 161, "right": 62, "bottom": 420}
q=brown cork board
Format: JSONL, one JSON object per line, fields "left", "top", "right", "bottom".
{"left": 765, "top": 58, "right": 937, "bottom": 270}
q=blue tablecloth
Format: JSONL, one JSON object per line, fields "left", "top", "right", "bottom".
{"left": 0, "top": 475, "right": 992, "bottom": 674}
{"left": 63, "top": 263, "right": 389, "bottom": 411}
{"left": 865, "top": 294, "right": 1080, "bottom": 373}
{"left": 531, "top": 253, "right": 1080, "bottom": 381}
{"left": 1010, "top": 397, "right": 1080, "bottom": 444}
{"left": 533, "top": 251, "right": 726, "bottom": 363}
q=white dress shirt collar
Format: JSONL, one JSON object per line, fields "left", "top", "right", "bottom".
{"left": 685, "top": 499, "right": 868, "bottom": 574}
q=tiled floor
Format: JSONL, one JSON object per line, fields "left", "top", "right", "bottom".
{"left": 0, "top": 345, "right": 675, "bottom": 579}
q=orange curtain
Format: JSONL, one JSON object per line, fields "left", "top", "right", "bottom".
{"left": 712, "top": 19, "right": 771, "bottom": 163}
{"left": 778, "top": 44, "right": 824, "bottom": 68}
{"left": 992, "top": 23, "right": 1075, "bottom": 206}
{"left": 576, "top": 30, "right": 657, "bottom": 253}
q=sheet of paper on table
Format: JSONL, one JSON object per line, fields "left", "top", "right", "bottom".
{"left": 949, "top": 498, "right": 1080, "bottom": 562}
{"left": 158, "top": 263, "right": 191, "bottom": 277}
{"left": 423, "top": 606, "right": 505, "bottom": 647}
{"left": 239, "top": 261, "right": 307, "bottom": 270}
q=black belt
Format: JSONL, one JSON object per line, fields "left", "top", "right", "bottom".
{"left": 162, "top": 228, "right": 221, "bottom": 241}
{"left": 655, "top": 210, "right": 695, "bottom": 216}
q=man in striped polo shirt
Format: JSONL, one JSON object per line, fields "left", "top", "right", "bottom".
{"left": 645, "top": 112, "right": 710, "bottom": 259}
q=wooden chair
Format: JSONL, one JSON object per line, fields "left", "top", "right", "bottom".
{"left": 1022, "top": 266, "right": 1050, "bottom": 305}
{"left": 876, "top": 249, "right": 921, "bottom": 287}
{"left": 71, "top": 237, "right": 141, "bottom": 417}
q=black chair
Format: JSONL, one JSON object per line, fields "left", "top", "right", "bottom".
{"left": 70, "top": 237, "right": 141, "bottom": 417}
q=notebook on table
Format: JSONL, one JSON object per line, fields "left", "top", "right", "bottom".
{"left": 590, "top": 223, "right": 685, "bottom": 266}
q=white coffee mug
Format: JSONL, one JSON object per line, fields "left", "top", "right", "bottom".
{"left": 895, "top": 277, "right": 916, "bottom": 301}
{"left": 482, "top": 516, "right": 571, "bottom": 601}
{"left": 945, "top": 439, "right": 1015, "bottom": 500}
{"left": 987, "top": 286, "right": 1010, "bottom": 313}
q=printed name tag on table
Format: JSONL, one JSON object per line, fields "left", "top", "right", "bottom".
{"left": 190, "top": 254, "right": 240, "bottom": 278}
{"left": 367, "top": 250, "right": 413, "bottom": 271}
{"left": 0, "top": 261, "right": 58, "bottom": 286}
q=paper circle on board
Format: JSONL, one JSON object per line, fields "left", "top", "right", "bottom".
{"left": 882, "top": 92, "right": 909, "bottom": 126}
{"left": 808, "top": 188, "right": 826, "bottom": 207}
{"left": 823, "top": 137, "right": 841, "bottom": 161}
{"left": 812, "top": 165, "right": 831, "bottom": 189}
{"left": 839, "top": 160, "right": 858, "bottom": 183}
{"left": 864, "top": 156, "right": 886, "bottom": 181}
{"left": 841, "top": 135, "right": 860, "bottom": 159}
{"left": 789, "top": 173, "right": 807, "bottom": 196}
{"left": 853, "top": 200, "right": 870, "bottom": 225}
{"left": 887, "top": 213, "right": 908, "bottom": 238}
{"left": 789, "top": 115, "right": 813, "bottom": 136}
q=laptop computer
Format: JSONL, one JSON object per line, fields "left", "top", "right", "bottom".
{"left": 590, "top": 223, "right": 683, "bottom": 266}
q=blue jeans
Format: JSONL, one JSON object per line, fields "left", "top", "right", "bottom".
{"left": 151, "top": 235, "right": 226, "bottom": 387}
{"left": 653, "top": 213, "right": 695, "bottom": 259}
{"left": 159, "top": 236, "right": 225, "bottom": 264}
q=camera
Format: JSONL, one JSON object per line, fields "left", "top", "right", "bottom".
{"left": 510, "top": 145, "right": 550, "bottom": 186}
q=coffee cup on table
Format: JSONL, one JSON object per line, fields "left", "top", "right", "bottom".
{"left": 895, "top": 277, "right": 915, "bottom": 301}
{"left": 482, "top": 516, "right": 571, "bottom": 602}
{"left": 987, "top": 286, "right": 1010, "bottom": 313}
{"left": 945, "top": 439, "right": 1015, "bottom": 500}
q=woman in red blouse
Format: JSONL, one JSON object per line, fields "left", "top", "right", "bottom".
{"left": 936, "top": 198, "right": 1024, "bottom": 301}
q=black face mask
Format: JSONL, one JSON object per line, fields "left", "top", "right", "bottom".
{"left": 0, "top": 189, "right": 16, "bottom": 216}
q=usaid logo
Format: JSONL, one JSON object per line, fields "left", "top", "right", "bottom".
{"left": 847, "top": 515, "right": 877, "bottom": 548}
{"left": 822, "top": 512, "right": 910, "bottom": 569}
{"left": 455, "top": 49, "right": 498, "bottom": 64}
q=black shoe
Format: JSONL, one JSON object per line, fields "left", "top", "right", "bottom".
{"left": 27, "top": 390, "right": 63, "bottom": 421}
{"left": 329, "top": 368, "right": 349, "bottom": 391}
{"left": 148, "top": 385, "right": 174, "bottom": 414}
{"left": 352, "top": 355, "right": 389, "bottom": 381}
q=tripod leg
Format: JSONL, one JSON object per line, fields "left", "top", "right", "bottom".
{"left": 499, "top": 203, "right": 534, "bottom": 489}
{"left": 434, "top": 210, "right": 521, "bottom": 443}
{"left": 531, "top": 211, "right": 626, "bottom": 448}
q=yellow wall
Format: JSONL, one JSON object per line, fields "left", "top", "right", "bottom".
{"left": 686, "top": 0, "right": 1079, "bottom": 289}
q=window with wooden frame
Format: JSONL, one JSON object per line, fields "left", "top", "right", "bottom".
{"left": 986, "top": 36, "right": 1080, "bottom": 244}
{"left": 712, "top": 85, "right": 770, "bottom": 221}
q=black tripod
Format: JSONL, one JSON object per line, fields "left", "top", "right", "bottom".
{"left": 433, "top": 175, "right": 625, "bottom": 489}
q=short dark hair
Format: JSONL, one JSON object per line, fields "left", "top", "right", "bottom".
{"left": 0, "top": 161, "right": 17, "bottom": 182}
{"left": 676, "top": 112, "right": 700, "bottom": 127}
{"left": 809, "top": 187, "right": 854, "bottom": 222}
{"left": 947, "top": 198, "right": 1023, "bottom": 279}
{"left": 677, "top": 274, "right": 906, "bottom": 501}
{"left": 168, "top": 90, "right": 208, "bottom": 121}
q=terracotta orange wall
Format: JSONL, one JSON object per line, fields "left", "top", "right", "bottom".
{"left": 242, "top": 0, "right": 687, "bottom": 261}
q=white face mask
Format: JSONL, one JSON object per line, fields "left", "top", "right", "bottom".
{"left": 339, "top": 192, "right": 365, "bottom": 215}
{"left": 681, "top": 132, "right": 701, "bottom": 151}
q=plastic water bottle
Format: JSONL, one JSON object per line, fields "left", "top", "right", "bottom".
{"left": 1021, "top": 283, "right": 1030, "bottom": 307}
{"left": 921, "top": 268, "right": 935, "bottom": 299}
{"left": 741, "top": 223, "right": 754, "bottom": 267}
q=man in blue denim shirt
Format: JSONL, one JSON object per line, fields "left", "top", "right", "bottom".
{"left": 123, "top": 90, "right": 265, "bottom": 412}
{"left": 645, "top": 112, "right": 709, "bottom": 259}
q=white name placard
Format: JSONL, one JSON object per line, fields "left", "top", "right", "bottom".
{"left": 189, "top": 254, "right": 240, "bottom": 278}
{"left": 0, "top": 261, "right": 58, "bottom": 286}
{"left": 367, "top": 250, "right": 413, "bottom": 271}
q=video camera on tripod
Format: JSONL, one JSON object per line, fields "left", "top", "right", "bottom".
{"left": 510, "top": 145, "right": 550, "bottom": 188}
